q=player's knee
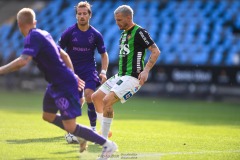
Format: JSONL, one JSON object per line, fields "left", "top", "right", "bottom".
{"left": 63, "top": 123, "right": 76, "bottom": 133}
{"left": 91, "top": 92, "right": 97, "bottom": 102}
{"left": 103, "top": 105, "right": 114, "bottom": 118}
{"left": 103, "top": 96, "right": 111, "bottom": 107}
{"left": 42, "top": 112, "right": 55, "bottom": 123}
{"left": 64, "top": 126, "right": 74, "bottom": 133}
{"left": 85, "top": 94, "right": 92, "bottom": 103}
{"left": 42, "top": 114, "right": 51, "bottom": 122}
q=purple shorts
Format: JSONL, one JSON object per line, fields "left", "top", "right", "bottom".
{"left": 78, "top": 70, "right": 101, "bottom": 98}
{"left": 43, "top": 85, "right": 81, "bottom": 120}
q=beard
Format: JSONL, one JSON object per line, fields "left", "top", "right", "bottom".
{"left": 119, "top": 23, "right": 128, "bottom": 30}
{"left": 78, "top": 19, "right": 88, "bottom": 26}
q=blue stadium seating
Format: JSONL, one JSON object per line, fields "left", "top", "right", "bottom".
{"left": 1, "top": 0, "right": 240, "bottom": 66}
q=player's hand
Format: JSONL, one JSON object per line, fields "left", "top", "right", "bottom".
{"left": 78, "top": 78, "right": 85, "bottom": 91}
{"left": 138, "top": 70, "right": 149, "bottom": 86}
{"left": 74, "top": 74, "right": 85, "bottom": 91}
{"left": 99, "top": 73, "right": 107, "bottom": 84}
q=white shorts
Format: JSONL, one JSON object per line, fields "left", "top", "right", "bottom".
{"left": 99, "top": 74, "right": 141, "bottom": 103}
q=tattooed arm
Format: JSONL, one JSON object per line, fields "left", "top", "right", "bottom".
{"left": 0, "top": 54, "right": 32, "bottom": 75}
{"left": 138, "top": 43, "right": 160, "bottom": 85}
{"left": 144, "top": 43, "right": 161, "bottom": 72}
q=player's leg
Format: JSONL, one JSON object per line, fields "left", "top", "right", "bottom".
{"left": 51, "top": 85, "right": 118, "bottom": 156}
{"left": 64, "top": 90, "right": 85, "bottom": 144}
{"left": 63, "top": 119, "right": 104, "bottom": 146}
{"left": 80, "top": 97, "right": 85, "bottom": 108}
{"left": 42, "top": 88, "right": 65, "bottom": 130}
{"left": 101, "top": 91, "right": 119, "bottom": 139}
{"left": 91, "top": 89, "right": 105, "bottom": 130}
{"left": 55, "top": 88, "right": 100, "bottom": 152}
{"left": 101, "top": 76, "right": 141, "bottom": 139}
{"left": 92, "top": 75, "right": 120, "bottom": 138}
{"left": 84, "top": 88, "right": 97, "bottom": 131}
{"left": 62, "top": 118, "right": 118, "bottom": 157}
{"left": 42, "top": 112, "right": 65, "bottom": 129}
{"left": 81, "top": 71, "right": 100, "bottom": 131}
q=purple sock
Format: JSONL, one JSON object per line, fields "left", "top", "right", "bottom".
{"left": 51, "top": 115, "right": 64, "bottom": 130}
{"left": 87, "top": 103, "right": 97, "bottom": 127}
{"left": 73, "top": 124, "right": 106, "bottom": 145}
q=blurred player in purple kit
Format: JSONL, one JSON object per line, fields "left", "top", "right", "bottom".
{"left": 0, "top": 8, "right": 117, "bottom": 159}
{"left": 58, "top": 1, "right": 109, "bottom": 140}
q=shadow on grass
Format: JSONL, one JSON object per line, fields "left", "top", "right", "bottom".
{"left": 64, "top": 142, "right": 102, "bottom": 153}
{"left": 6, "top": 136, "right": 63, "bottom": 144}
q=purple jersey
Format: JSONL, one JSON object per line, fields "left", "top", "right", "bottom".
{"left": 58, "top": 24, "right": 106, "bottom": 75}
{"left": 22, "top": 28, "right": 77, "bottom": 90}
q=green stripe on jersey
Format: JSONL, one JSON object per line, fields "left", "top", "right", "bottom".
{"left": 118, "top": 25, "right": 139, "bottom": 77}
{"left": 126, "top": 26, "right": 138, "bottom": 75}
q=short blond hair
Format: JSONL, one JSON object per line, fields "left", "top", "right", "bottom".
{"left": 114, "top": 5, "right": 133, "bottom": 18}
{"left": 17, "top": 8, "right": 36, "bottom": 24}
{"left": 75, "top": 1, "right": 92, "bottom": 15}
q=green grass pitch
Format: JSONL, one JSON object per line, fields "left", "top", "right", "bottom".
{"left": 0, "top": 90, "right": 240, "bottom": 160}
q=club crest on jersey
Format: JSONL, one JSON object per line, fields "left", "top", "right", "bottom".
{"left": 88, "top": 33, "right": 94, "bottom": 44}
{"left": 123, "top": 91, "right": 133, "bottom": 100}
{"left": 55, "top": 97, "right": 69, "bottom": 110}
{"left": 127, "top": 34, "right": 131, "bottom": 40}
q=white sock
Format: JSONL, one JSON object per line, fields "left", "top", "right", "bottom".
{"left": 102, "top": 117, "right": 113, "bottom": 139}
{"left": 91, "top": 126, "right": 96, "bottom": 131}
{"left": 96, "top": 112, "right": 103, "bottom": 130}
{"left": 103, "top": 139, "right": 112, "bottom": 147}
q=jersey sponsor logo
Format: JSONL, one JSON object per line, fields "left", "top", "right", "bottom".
{"left": 139, "top": 31, "right": 150, "bottom": 45}
{"left": 137, "top": 52, "right": 142, "bottom": 73}
{"left": 116, "top": 79, "right": 123, "bottom": 85}
{"left": 123, "top": 91, "right": 133, "bottom": 101}
{"left": 73, "top": 47, "right": 90, "bottom": 52}
{"left": 119, "top": 44, "right": 130, "bottom": 57}
{"left": 55, "top": 97, "right": 69, "bottom": 110}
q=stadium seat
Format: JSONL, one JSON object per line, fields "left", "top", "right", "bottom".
{"left": 1, "top": 0, "right": 240, "bottom": 67}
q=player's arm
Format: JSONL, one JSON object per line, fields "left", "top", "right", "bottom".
{"left": 0, "top": 54, "right": 32, "bottom": 75}
{"left": 99, "top": 52, "right": 109, "bottom": 84}
{"left": 144, "top": 43, "right": 161, "bottom": 72}
{"left": 138, "top": 43, "right": 160, "bottom": 85}
{"left": 59, "top": 48, "right": 85, "bottom": 91}
{"left": 59, "top": 48, "right": 74, "bottom": 72}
